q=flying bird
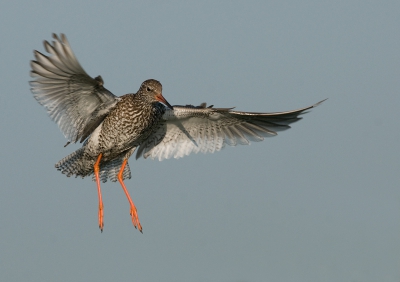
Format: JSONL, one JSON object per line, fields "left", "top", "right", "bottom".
{"left": 30, "top": 34, "right": 325, "bottom": 233}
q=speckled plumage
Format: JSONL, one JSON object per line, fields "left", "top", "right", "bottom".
{"left": 30, "top": 34, "right": 325, "bottom": 232}
{"left": 54, "top": 81, "right": 167, "bottom": 181}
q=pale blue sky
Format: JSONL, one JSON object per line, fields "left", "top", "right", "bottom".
{"left": 1, "top": 1, "right": 399, "bottom": 281}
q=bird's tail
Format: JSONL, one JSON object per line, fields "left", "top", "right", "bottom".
{"left": 55, "top": 148, "right": 132, "bottom": 182}
{"left": 55, "top": 148, "right": 94, "bottom": 178}
{"left": 92, "top": 157, "right": 132, "bottom": 183}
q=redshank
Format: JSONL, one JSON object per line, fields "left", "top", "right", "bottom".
{"left": 30, "top": 34, "right": 325, "bottom": 233}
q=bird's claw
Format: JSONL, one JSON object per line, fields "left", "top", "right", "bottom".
{"left": 130, "top": 207, "right": 142, "bottom": 233}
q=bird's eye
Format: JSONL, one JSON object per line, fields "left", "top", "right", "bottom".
{"left": 146, "top": 86, "right": 152, "bottom": 92}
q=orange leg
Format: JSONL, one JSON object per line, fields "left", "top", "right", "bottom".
{"left": 94, "top": 153, "right": 104, "bottom": 232}
{"left": 118, "top": 160, "right": 142, "bottom": 233}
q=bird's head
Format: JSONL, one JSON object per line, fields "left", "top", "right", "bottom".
{"left": 139, "top": 79, "right": 173, "bottom": 110}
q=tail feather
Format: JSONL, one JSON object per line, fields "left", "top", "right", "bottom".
{"left": 94, "top": 157, "right": 132, "bottom": 183}
{"left": 95, "top": 147, "right": 136, "bottom": 182}
{"left": 56, "top": 148, "right": 132, "bottom": 182}
{"left": 55, "top": 148, "right": 94, "bottom": 178}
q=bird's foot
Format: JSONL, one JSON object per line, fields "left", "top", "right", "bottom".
{"left": 98, "top": 203, "right": 104, "bottom": 232}
{"left": 130, "top": 207, "right": 142, "bottom": 233}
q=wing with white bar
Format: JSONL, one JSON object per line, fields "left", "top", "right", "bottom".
{"left": 136, "top": 100, "right": 325, "bottom": 161}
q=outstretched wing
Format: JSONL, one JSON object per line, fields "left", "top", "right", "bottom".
{"left": 30, "top": 33, "right": 119, "bottom": 144}
{"left": 136, "top": 100, "right": 326, "bottom": 161}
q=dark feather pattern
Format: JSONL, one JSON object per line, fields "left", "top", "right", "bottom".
{"left": 31, "top": 34, "right": 325, "bottom": 182}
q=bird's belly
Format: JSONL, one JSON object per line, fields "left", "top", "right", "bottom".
{"left": 87, "top": 118, "right": 157, "bottom": 160}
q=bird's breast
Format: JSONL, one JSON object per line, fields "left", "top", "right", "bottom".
{"left": 95, "top": 97, "right": 165, "bottom": 156}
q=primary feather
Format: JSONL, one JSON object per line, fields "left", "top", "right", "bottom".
{"left": 30, "top": 34, "right": 119, "bottom": 145}
{"left": 30, "top": 33, "right": 325, "bottom": 181}
{"left": 136, "top": 100, "right": 325, "bottom": 161}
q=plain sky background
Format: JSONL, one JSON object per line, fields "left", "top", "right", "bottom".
{"left": 1, "top": 1, "right": 399, "bottom": 281}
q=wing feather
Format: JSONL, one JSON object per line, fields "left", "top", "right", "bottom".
{"left": 137, "top": 100, "right": 326, "bottom": 161}
{"left": 30, "top": 34, "right": 119, "bottom": 144}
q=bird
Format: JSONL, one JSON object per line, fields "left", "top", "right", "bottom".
{"left": 30, "top": 34, "right": 325, "bottom": 233}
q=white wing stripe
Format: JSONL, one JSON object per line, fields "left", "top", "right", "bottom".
{"left": 137, "top": 101, "right": 324, "bottom": 161}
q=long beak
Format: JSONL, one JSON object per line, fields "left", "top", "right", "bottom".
{"left": 156, "top": 94, "right": 173, "bottom": 110}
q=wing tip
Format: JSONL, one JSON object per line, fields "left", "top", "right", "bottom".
{"left": 312, "top": 98, "right": 328, "bottom": 108}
